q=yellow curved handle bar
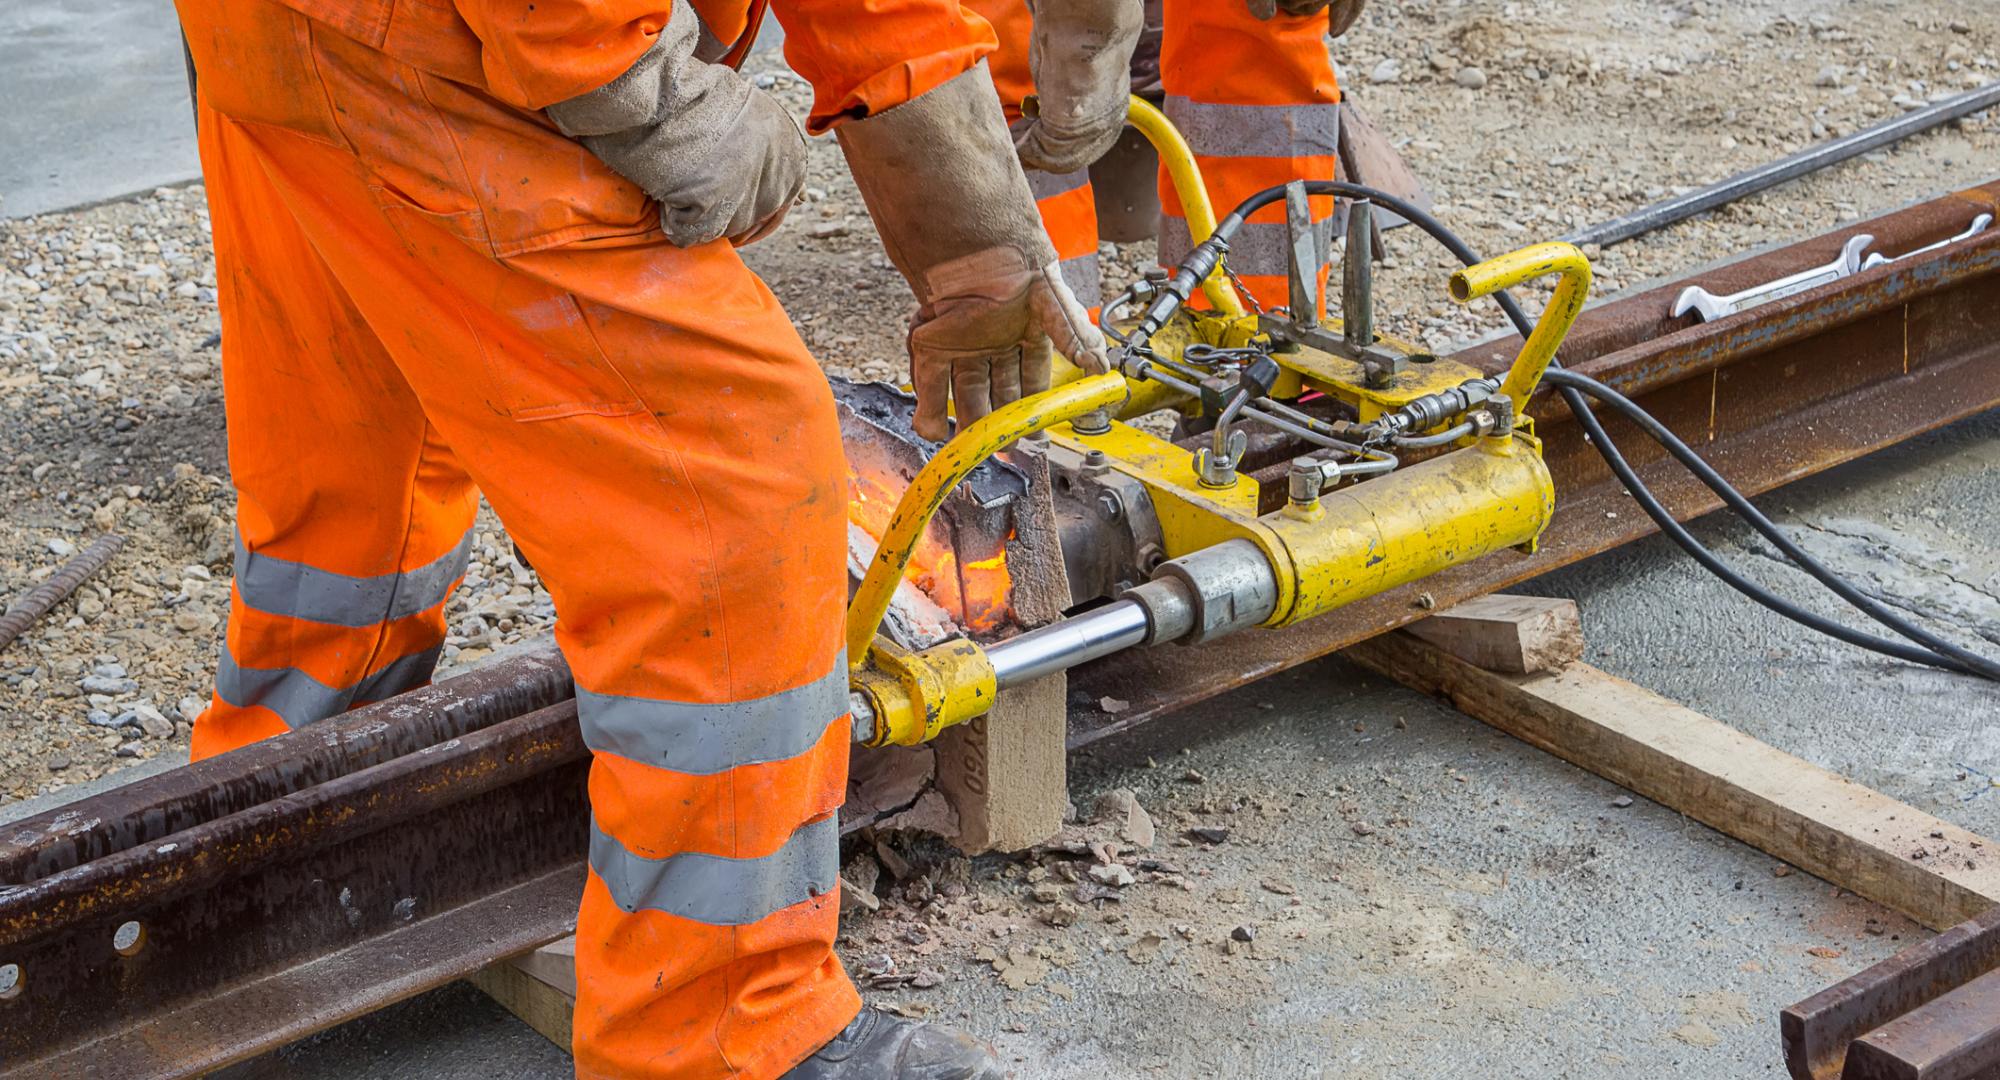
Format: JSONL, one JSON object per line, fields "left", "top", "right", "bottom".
{"left": 1450, "top": 242, "right": 1592, "bottom": 405}
{"left": 845, "top": 372, "right": 1131, "bottom": 669}
{"left": 1124, "top": 97, "right": 1247, "bottom": 318}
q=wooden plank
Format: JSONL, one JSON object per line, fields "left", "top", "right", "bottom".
{"left": 468, "top": 941, "right": 573, "bottom": 1050}
{"left": 1406, "top": 594, "right": 1583, "bottom": 674}
{"left": 1347, "top": 630, "right": 2000, "bottom": 931}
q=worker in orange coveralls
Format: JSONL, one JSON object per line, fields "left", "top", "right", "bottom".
{"left": 979, "top": 0, "right": 1366, "bottom": 313}
{"left": 172, "top": 0, "right": 1108, "bottom": 1071}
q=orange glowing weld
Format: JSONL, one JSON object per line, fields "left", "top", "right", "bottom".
{"left": 846, "top": 462, "right": 1015, "bottom": 634}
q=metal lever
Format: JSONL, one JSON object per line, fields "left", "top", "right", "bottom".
{"left": 1672, "top": 233, "right": 1873, "bottom": 322}
{"left": 1860, "top": 213, "right": 1992, "bottom": 270}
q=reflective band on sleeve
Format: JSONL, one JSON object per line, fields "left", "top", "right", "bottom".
{"left": 234, "top": 526, "right": 474, "bottom": 628}
{"left": 1161, "top": 97, "right": 1340, "bottom": 160}
{"left": 589, "top": 814, "right": 840, "bottom": 926}
{"left": 1158, "top": 216, "right": 1334, "bottom": 279}
{"left": 214, "top": 642, "right": 441, "bottom": 729}
{"left": 576, "top": 653, "right": 849, "bottom": 776}
{"left": 1058, "top": 252, "right": 1102, "bottom": 311}
{"left": 1026, "top": 167, "right": 1091, "bottom": 202}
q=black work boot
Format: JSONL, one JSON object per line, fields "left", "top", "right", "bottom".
{"left": 780, "top": 1009, "right": 1004, "bottom": 1079}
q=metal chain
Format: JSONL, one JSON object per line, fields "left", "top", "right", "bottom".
{"left": 1218, "top": 259, "right": 1266, "bottom": 316}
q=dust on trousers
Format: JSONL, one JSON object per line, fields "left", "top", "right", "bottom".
{"left": 173, "top": 0, "right": 995, "bottom": 1074}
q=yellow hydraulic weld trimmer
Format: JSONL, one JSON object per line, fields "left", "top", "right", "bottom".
{"left": 845, "top": 98, "right": 1591, "bottom": 746}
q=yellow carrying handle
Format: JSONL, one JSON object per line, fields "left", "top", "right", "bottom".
{"left": 1125, "top": 97, "right": 1247, "bottom": 318}
{"left": 845, "top": 372, "right": 1131, "bottom": 670}
{"left": 1450, "top": 242, "right": 1592, "bottom": 405}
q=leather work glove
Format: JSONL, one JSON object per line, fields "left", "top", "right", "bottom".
{"left": 838, "top": 63, "right": 1111, "bottom": 443}
{"left": 546, "top": 0, "right": 805, "bottom": 247}
{"left": 1249, "top": 0, "right": 1367, "bottom": 38}
{"left": 1014, "top": 0, "right": 1145, "bottom": 175}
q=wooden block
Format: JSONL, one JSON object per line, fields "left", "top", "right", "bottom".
{"left": 1349, "top": 630, "right": 2000, "bottom": 931}
{"left": 469, "top": 938, "right": 575, "bottom": 1050}
{"left": 1406, "top": 593, "right": 1583, "bottom": 674}
{"left": 935, "top": 671, "right": 1068, "bottom": 853}
{"left": 934, "top": 449, "right": 1073, "bottom": 853}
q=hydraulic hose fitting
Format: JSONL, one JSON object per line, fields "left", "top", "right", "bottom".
{"left": 1131, "top": 236, "right": 1230, "bottom": 348}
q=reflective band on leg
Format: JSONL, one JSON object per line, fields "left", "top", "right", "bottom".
{"left": 1160, "top": 97, "right": 1340, "bottom": 159}
{"left": 1158, "top": 216, "right": 1334, "bottom": 278}
{"left": 576, "top": 653, "right": 849, "bottom": 775}
{"left": 214, "top": 642, "right": 441, "bottom": 729}
{"left": 233, "top": 526, "right": 474, "bottom": 627}
{"left": 589, "top": 814, "right": 840, "bottom": 925}
{"left": 1026, "top": 167, "right": 1091, "bottom": 202}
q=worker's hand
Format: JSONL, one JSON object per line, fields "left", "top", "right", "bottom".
{"left": 546, "top": 0, "right": 806, "bottom": 247}
{"left": 908, "top": 249, "right": 1109, "bottom": 441}
{"left": 1249, "top": 0, "right": 1367, "bottom": 37}
{"left": 1014, "top": 0, "right": 1145, "bottom": 175}
{"left": 838, "top": 62, "right": 1112, "bottom": 441}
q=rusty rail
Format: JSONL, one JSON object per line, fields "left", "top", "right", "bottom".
{"left": 1785, "top": 905, "right": 2000, "bottom": 1079}
{"left": 2, "top": 183, "right": 1998, "bottom": 1077}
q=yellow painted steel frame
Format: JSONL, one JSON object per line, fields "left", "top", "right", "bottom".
{"left": 853, "top": 637, "right": 996, "bottom": 748}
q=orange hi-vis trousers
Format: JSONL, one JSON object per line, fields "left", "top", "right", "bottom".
{"left": 176, "top": 0, "right": 860, "bottom": 1074}
{"left": 980, "top": 0, "right": 1342, "bottom": 315}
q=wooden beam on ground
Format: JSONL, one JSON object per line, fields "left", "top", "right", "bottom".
{"left": 1348, "top": 614, "right": 2000, "bottom": 931}
{"left": 467, "top": 938, "right": 574, "bottom": 1050}
{"left": 1404, "top": 594, "right": 1582, "bottom": 675}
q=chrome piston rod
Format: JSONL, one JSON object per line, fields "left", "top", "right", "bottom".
{"left": 847, "top": 602, "right": 1151, "bottom": 742}
{"left": 850, "top": 540, "right": 1283, "bottom": 743}
{"left": 989, "top": 599, "right": 1153, "bottom": 688}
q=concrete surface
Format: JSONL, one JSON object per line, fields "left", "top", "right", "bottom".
{"left": 207, "top": 408, "right": 1997, "bottom": 1078}
{"left": 0, "top": 0, "right": 201, "bottom": 218}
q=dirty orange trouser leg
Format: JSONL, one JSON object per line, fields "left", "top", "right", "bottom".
{"left": 1157, "top": 0, "right": 1341, "bottom": 314}
{"left": 176, "top": 3, "right": 859, "bottom": 1075}
{"left": 971, "top": 0, "right": 1104, "bottom": 313}
{"left": 189, "top": 166, "right": 478, "bottom": 761}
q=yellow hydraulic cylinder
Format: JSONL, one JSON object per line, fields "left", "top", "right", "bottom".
{"left": 1264, "top": 429, "right": 1555, "bottom": 627}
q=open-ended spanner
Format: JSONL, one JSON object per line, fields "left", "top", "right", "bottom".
{"left": 1859, "top": 213, "right": 1992, "bottom": 270}
{"left": 1672, "top": 233, "right": 1873, "bottom": 323}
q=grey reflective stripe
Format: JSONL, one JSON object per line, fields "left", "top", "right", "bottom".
{"left": 1159, "top": 216, "right": 1335, "bottom": 278}
{"left": 234, "top": 527, "right": 474, "bottom": 628}
{"left": 576, "top": 653, "right": 848, "bottom": 775}
{"left": 215, "top": 642, "right": 440, "bottom": 729}
{"left": 589, "top": 814, "right": 839, "bottom": 925}
{"left": 1058, "top": 252, "right": 1102, "bottom": 311}
{"left": 1026, "top": 167, "right": 1091, "bottom": 202}
{"left": 1162, "top": 96, "right": 1340, "bottom": 159}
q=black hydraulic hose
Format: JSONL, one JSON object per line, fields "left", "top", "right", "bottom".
{"left": 1544, "top": 368, "right": 2000, "bottom": 680}
{"left": 1199, "top": 180, "right": 1997, "bottom": 679}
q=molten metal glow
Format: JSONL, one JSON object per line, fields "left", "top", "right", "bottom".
{"left": 846, "top": 462, "right": 1016, "bottom": 635}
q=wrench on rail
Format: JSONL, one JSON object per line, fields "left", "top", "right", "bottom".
{"left": 1671, "top": 233, "right": 1873, "bottom": 323}
{"left": 1859, "top": 213, "right": 1992, "bottom": 270}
